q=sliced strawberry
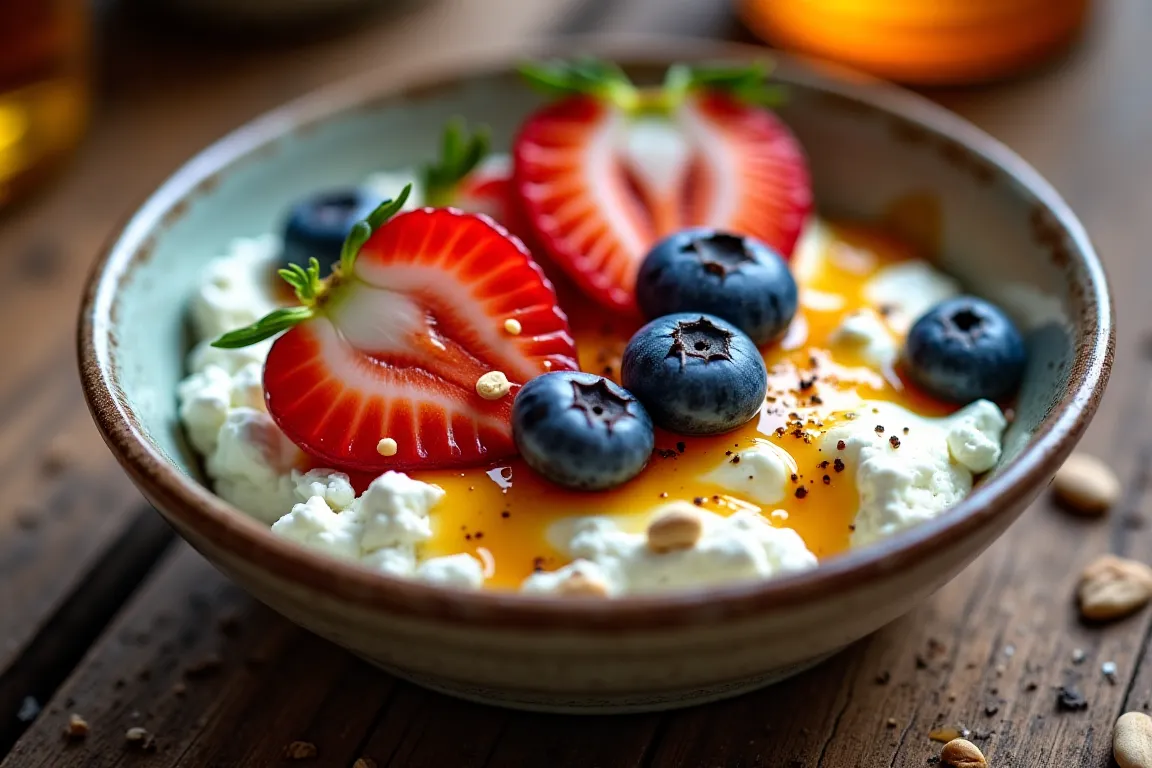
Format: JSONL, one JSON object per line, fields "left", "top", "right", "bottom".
{"left": 513, "top": 60, "right": 812, "bottom": 314}
{"left": 214, "top": 189, "right": 579, "bottom": 473}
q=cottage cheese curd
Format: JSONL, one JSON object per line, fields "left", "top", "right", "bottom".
{"left": 177, "top": 198, "right": 1008, "bottom": 595}
{"left": 523, "top": 509, "right": 817, "bottom": 596}
{"left": 822, "top": 400, "right": 1006, "bottom": 547}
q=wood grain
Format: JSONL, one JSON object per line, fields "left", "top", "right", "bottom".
{"left": 3, "top": 0, "right": 1152, "bottom": 765}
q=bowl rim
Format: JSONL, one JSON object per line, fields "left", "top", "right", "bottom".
{"left": 79, "top": 36, "right": 1114, "bottom": 631}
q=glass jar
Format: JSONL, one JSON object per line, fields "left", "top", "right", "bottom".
{"left": 740, "top": 0, "right": 1091, "bottom": 85}
{"left": 0, "top": 0, "right": 90, "bottom": 208}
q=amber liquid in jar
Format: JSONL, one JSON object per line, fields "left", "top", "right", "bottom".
{"left": 741, "top": 0, "right": 1091, "bottom": 85}
{"left": 0, "top": 0, "right": 89, "bottom": 207}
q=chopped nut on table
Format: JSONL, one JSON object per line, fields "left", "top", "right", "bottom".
{"left": 353, "top": 759, "right": 378, "bottom": 768}
{"left": 64, "top": 713, "right": 89, "bottom": 739}
{"left": 929, "top": 725, "right": 970, "bottom": 743}
{"left": 940, "top": 737, "right": 987, "bottom": 767}
{"left": 1078, "top": 554, "right": 1152, "bottom": 621}
{"left": 125, "top": 726, "right": 156, "bottom": 751}
{"left": 1053, "top": 452, "right": 1121, "bottom": 515}
{"left": 1115, "top": 711, "right": 1152, "bottom": 768}
{"left": 284, "top": 741, "right": 318, "bottom": 760}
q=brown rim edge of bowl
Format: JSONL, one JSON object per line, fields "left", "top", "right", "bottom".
{"left": 78, "top": 35, "right": 1115, "bottom": 632}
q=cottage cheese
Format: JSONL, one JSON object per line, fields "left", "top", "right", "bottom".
{"left": 825, "top": 400, "right": 1006, "bottom": 547}
{"left": 271, "top": 470, "right": 485, "bottom": 588}
{"left": 864, "top": 260, "right": 961, "bottom": 334}
{"left": 522, "top": 509, "right": 818, "bottom": 596}
{"left": 703, "top": 441, "right": 794, "bottom": 505}
{"left": 829, "top": 309, "right": 899, "bottom": 370}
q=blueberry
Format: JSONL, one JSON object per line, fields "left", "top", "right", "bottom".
{"left": 903, "top": 295, "right": 1026, "bottom": 403}
{"left": 636, "top": 228, "right": 798, "bottom": 345}
{"left": 512, "top": 372, "right": 654, "bottom": 491}
{"left": 281, "top": 188, "right": 383, "bottom": 276}
{"left": 621, "top": 313, "right": 768, "bottom": 435}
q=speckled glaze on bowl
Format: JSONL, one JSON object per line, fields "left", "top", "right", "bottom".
{"left": 79, "top": 38, "right": 1113, "bottom": 714}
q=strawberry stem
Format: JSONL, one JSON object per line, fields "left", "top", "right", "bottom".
{"left": 422, "top": 118, "right": 490, "bottom": 208}
{"left": 210, "top": 184, "right": 413, "bottom": 350}
{"left": 339, "top": 184, "right": 411, "bottom": 275}
{"left": 519, "top": 58, "right": 784, "bottom": 114}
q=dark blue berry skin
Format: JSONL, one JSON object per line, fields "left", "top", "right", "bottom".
{"left": 621, "top": 313, "right": 768, "bottom": 436}
{"left": 512, "top": 372, "right": 654, "bottom": 491}
{"left": 281, "top": 188, "right": 382, "bottom": 276}
{"left": 903, "top": 295, "right": 1026, "bottom": 403}
{"left": 636, "top": 228, "right": 799, "bottom": 345}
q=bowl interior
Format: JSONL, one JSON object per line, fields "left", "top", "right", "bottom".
{"left": 95, "top": 55, "right": 1107, "bottom": 566}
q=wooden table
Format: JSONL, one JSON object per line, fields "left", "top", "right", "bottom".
{"left": 1, "top": 0, "right": 1149, "bottom": 765}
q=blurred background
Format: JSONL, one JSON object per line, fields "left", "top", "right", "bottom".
{"left": 0, "top": 0, "right": 1095, "bottom": 212}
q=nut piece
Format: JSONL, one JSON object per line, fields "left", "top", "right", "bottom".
{"left": 646, "top": 503, "right": 704, "bottom": 553}
{"left": 1115, "top": 711, "right": 1152, "bottom": 768}
{"left": 285, "top": 741, "right": 318, "bottom": 760}
{"left": 940, "top": 738, "right": 987, "bottom": 768}
{"left": 503, "top": 318, "right": 522, "bottom": 335}
{"left": 354, "top": 760, "right": 378, "bottom": 768}
{"left": 1054, "top": 452, "right": 1121, "bottom": 515}
{"left": 125, "top": 727, "right": 157, "bottom": 751}
{"left": 556, "top": 570, "right": 610, "bottom": 598}
{"left": 65, "top": 713, "right": 89, "bottom": 739}
{"left": 1079, "top": 554, "right": 1152, "bottom": 621}
{"left": 376, "top": 438, "right": 398, "bottom": 457}
{"left": 476, "top": 371, "right": 512, "bottom": 400}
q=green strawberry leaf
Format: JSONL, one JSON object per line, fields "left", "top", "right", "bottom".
{"left": 422, "top": 119, "right": 491, "bottom": 207}
{"left": 339, "top": 183, "right": 411, "bottom": 274}
{"left": 664, "top": 61, "right": 786, "bottom": 108}
{"left": 211, "top": 306, "right": 315, "bottom": 348}
{"left": 519, "top": 58, "right": 639, "bottom": 108}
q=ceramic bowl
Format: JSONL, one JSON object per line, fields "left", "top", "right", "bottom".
{"left": 79, "top": 38, "right": 1113, "bottom": 714}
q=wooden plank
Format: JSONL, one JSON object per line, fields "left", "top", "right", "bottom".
{"left": 3, "top": 545, "right": 386, "bottom": 767}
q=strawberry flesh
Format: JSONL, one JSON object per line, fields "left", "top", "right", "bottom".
{"left": 513, "top": 91, "right": 812, "bottom": 314}
{"left": 263, "top": 208, "right": 579, "bottom": 472}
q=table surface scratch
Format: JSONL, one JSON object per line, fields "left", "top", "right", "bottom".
{"left": 1, "top": 0, "right": 1150, "bottom": 765}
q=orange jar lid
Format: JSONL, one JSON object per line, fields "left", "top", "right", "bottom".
{"left": 741, "top": 0, "right": 1089, "bottom": 85}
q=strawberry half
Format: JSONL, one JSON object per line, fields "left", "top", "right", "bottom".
{"left": 513, "top": 60, "right": 812, "bottom": 313}
{"left": 213, "top": 186, "right": 579, "bottom": 472}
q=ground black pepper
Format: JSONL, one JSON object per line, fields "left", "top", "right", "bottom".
{"left": 837, "top": 440, "right": 846, "bottom": 451}
{"left": 795, "top": 487, "right": 808, "bottom": 499}
{"left": 834, "top": 458, "right": 845, "bottom": 473}
{"left": 875, "top": 425, "right": 885, "bottom": 434}
{"left": 823, "top": 475, "right": 831, "bottom": 485}
{"left": 676, "top": 441, "right": 686, "bottom": 453}
{"left": 889, "top": 436, "right": 901, "bottom": 448}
